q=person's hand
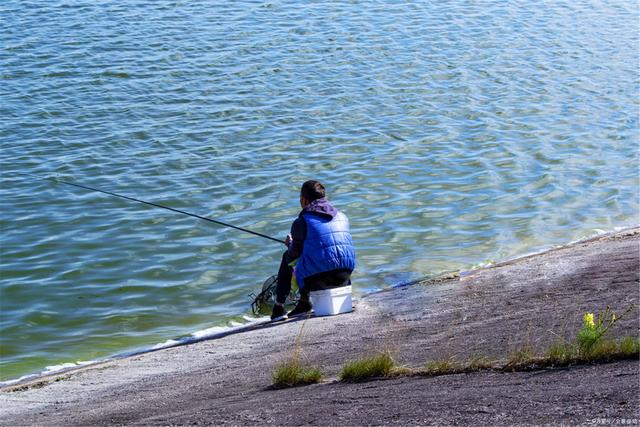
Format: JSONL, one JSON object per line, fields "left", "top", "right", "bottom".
{"left": 285, "top": 234, "right": 293, "bottom": 246}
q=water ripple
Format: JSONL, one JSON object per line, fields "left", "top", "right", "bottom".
{"left": 0, "top": 0, "right": 638, "bottom": 381}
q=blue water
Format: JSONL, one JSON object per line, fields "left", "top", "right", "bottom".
{"left": 0, "top": 0, "right": 638, "bottom": 382}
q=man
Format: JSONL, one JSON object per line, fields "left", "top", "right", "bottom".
{"left": 271, "top": 180, "right": 356, "bottom": 320}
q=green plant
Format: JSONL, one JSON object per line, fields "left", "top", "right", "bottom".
{"left": 577, "top": 305, "right": 635, "bottom": 357}
{"left": 546, "top": 341, "right": 575, "bottom": 365}
{"left": 468, "top": 355, "right": 494, "bottom": 371}
{"left": 618, "top": 336, "right": 640, "bottom": 357}
{"left": 509, "top": 347, "right": 535, "bottom": 364}
{"left": 584, "top": 339, "right": 618, "bottom": 362}
{"left": 424, "top": 358, "right": 462, "bottom": 375}
{"left": 339, "top": 352, "right": 394, "bottom": 382}
{"left": 272, "top": 359, "right": 323, "bottom": 388}
{"left": 271, "top": 318, "right": 323, "bottom": 388}
{"left": 577, "top": 311, "right": 603, "bottom": 354}
{"left": 503, "top": 346, "right": 536, "bottom": 370}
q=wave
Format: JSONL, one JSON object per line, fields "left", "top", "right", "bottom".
{"left": 0, "top": 315, "right": 272, "bottom": 388}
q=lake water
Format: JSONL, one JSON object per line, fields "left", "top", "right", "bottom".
{"left": 0, "top": 0, "right": 638, "bottom": 383}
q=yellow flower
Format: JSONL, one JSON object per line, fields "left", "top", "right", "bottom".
{"left": 611, "top": 313, "right": 616, "bottom": 322}
{"left": 584, "top": 312, "right": 595, "bottom": 328}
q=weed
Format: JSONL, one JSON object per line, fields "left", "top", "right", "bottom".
{"left": 468, "top": 354, "right": 494, "bottom": 371}
{"left": 503, "top": 346, "right": 536, "bottom": 370}
{"left": 424, "top": 358, "right": 462, "bottom": 375}
{"left": 270, "top": 306, "right": 638, "bottom": 389}
{"left": 271, "top": 318, "right": 323, "bottom": 388}
{"left": 584, "top": 339, "right": 618, "bottom": 362}
{"left": 389, "top": 365, "right": 413, "bottom": 377}
{"left": 577, "top": 311, "right": 605, "bottom": 354}
{"left": 546, "top": 341, "right": 575, "bottom": 365}
{"left": 618, "top": 336, "right": 640, "bottom": 357}
{"left": 339, "top": 352, "right": 394, "bottom": 382}
{"left": 272, "top": 359, "right": 323, "bottom": 388}
{"left": 577, "top": 305, "right": 635, "bottom": 357}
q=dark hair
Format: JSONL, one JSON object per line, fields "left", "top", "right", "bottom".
{"left": 300, "top": 180, "right": 326, "bottom": 201}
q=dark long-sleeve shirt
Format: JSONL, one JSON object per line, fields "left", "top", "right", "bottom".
{"left": 288, "top": 217, "right": 305, "bottom": 260}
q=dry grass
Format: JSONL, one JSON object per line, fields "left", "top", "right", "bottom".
{"left": 503, "top": 346, "right": 536, "bottom": 371}
{"left": 468, "top": 355, "right": 495, "bottom": 371}
{"left": 423, "top": 358, "right": 462, "bottom": 375}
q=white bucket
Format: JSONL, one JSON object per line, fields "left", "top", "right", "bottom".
{"left": 310, "top": 285, "right": 353, "bottom": 316}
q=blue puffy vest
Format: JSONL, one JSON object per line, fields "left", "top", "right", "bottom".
{"left": 294, "top": 211, "right": 356, "bottom": 289}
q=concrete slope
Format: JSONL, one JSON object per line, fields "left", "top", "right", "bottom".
{"left": 1, "top": 228, "right": 638, "bottom": 426}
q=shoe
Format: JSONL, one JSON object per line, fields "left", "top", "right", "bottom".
{"left": 270, "top": 304, "right": 287, "bottom": 320}
{"left": 287, "top": 299, "right": 312, "bottom": 317}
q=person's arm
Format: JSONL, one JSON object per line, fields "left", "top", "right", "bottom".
{"left": 287, "top": 216, "right": 306, "bottom": 260}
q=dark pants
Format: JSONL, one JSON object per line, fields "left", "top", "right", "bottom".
{"left": 275, "top": 251, "right": 352, "bottom": 304}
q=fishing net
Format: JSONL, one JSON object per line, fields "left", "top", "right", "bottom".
{"left": 249, "top": 275, "right": 278, "bottom": 315}
{"left": 249, "top": 275, "right": 298, "bottom": 316}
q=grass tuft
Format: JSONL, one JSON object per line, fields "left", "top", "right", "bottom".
{"left": 271, "top": 306, "right": 638, "bottom": 389}
{"left": 389, "top": 366, "right": 413, "bottom": 377}
{"left": 468, "top": 355, "right": 494, "bottom": 371}
{"left": 618, "top": 336, "right": 640, "bottom": 358}
{"left": 546, "top": 341, "right": 575, "bottom": 365}
{"left": 503, "top": 346, "right": 536, "bottom": 371}
{"left": 339, "top": 352, "right": 394, "bottom": 382}
{"left": 424, "top": 358, "right": 462, "bottom": 375}
{"left": 272, "top": 359, "right": 323, "bottom": 388}
{"left": 583, "top": 339, "right": 618, "bottom": 361}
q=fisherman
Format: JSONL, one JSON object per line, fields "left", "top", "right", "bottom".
{"left": 271, "top": 180, "right": 356, "bottom": 319}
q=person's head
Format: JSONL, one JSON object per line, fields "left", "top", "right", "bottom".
{"left": 300, "top": 180, "right": 326, "bottom": 208}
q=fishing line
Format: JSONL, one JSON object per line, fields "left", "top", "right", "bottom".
{"left": 19, "top": 173, "right": 285, "bottom": 244}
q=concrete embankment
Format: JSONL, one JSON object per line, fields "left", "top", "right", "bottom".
{"left": 1, "top": 228, "right": 638, "bottom": 426}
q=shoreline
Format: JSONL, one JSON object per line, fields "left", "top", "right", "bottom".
{"left": 1, "top": 226, "right": 638, "bottom": 425}
{"left": 2, "top": 226, "right": 633, "bottom": 389}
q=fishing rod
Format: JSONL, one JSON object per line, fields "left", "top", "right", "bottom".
{"left": 22, "top": 173, "right": 285, "bottom": 245}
